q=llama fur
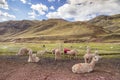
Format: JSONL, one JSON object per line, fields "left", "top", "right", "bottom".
{"left": 53, "top": 48, "right": 62, "bottom": 60}
{"left": 72, "top": 55, "right": 101, "bottom": 73}
{"left": 37, "top": 48, "right": 48, "bottom": 57}
{"left": 17, "top": 47, "right": 40, "bottom": 62}
{"left": 28, "top": 49, "right": 40, "bottom": 62}
{"left": 83, "top": 47, "right": 98, "bottom": 63}
{"left": 17, "top": 47, "right": 29, "bottom": 55}
{"left": 66, "top": 49, "right": 78, "bottom": 59}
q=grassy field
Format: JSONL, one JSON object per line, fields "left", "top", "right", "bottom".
{"left": 0, "top": 42, "right": 120, "bottom": 58}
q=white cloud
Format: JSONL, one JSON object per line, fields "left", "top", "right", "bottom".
{"left": 28, "top": 11, "right": 37, "bottom": 19}
{"left": 20, "top": 0, "right": 27, "bottom": 4}
{"left": 46, "top": 0, "right": 120, "bottom": 21}
{"left": 48, "top": 0, "right": 55, "bottom": 2}
{"left": 20, "top": 0, "right": 32, "bottom": 5}
{"left": 31, "top": 3, "right": 48, "bottom": 15}
{"left": 46, "top": 12, "right": 61, "bottom": 18}
{"left": 50, "top": 6, "right": 55, "bottom": 10}
{"left": 0, "top": 10, "right": 16, "bottom": 21}
{"left": 0, "top": 0, "right": 8, "bottom": 9}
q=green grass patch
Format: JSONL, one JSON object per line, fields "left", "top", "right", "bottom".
{"left": 0, "top": 42, "right": 120, "bottom": 58}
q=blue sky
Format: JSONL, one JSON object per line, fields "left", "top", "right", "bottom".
{"left": 0, "top": 0, "right": 120, "bottom": 22}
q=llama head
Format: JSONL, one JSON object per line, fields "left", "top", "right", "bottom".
{"left": 92, "top": 55, "right": 101, "bottom": 62}
{"left": 86, "top": 47, "right": 91, "bottom": 53}
{"left": 27, "top": 49, "right": 33, "bottom": 56}
{"left": 94, "top": 50, "right": 99, "bottom": 56}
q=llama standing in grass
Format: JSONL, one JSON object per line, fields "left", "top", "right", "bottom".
{"left": 51, "top": 43, "right": 63, "bottom": 60}
{"left": 17, "top": 47, "right": 29, "bottom": 55}
{"left": 17, "top": 47, "right": 40, "bottom": 62}
{"left": 51, "top": 48, "right": 62, "bottom": 60}
{"left": 66, "top": 49, "right": 78, "bottom": 59}
{"left": 72, "top": 55, "right": 101, "bottom": 73}
{"left": 83, "top": 47, "right": 98, "bottom": 63}
{"left": 54, "top": 48, "right": 62, "bottom": 60}
{"left": 37, "top": 48, "right": 48, "bottom": 57}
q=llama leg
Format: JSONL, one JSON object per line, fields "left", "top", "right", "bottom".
{"left": 75, "top": 54, "right": 77, "bottom": 59}
{"left": 84, "top": 58, "right": 87, "bottom": 63}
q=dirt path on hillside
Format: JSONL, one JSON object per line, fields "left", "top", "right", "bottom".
{"left": 0, "top": 55, "right": 120, "bottom": 80}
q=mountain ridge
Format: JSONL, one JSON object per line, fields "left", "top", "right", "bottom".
{"left": 0, "top": 14, "right": 120, "bottom": 43}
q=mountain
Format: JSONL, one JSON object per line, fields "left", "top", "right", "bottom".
{"left": 88, "top": 14, "right": 120, "bottom": 33}
{"left": 0, "top": 14, "right": 120, "bottom": 43}
{"left": 0, "top": 20, "right": 40, "bottom": 35}
{"left": 88, "top": 14, "right": 120, "bottom": 42}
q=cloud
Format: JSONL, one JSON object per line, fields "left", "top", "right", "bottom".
{"left": 28, "top": 11, "right": 37, "bottom": 19}
{"left": 20, "top": 0, "right": 32, "bottom": 5}
{"left": 20, "top": 0, "right": 27, "bottom": 4}
{"left": 50, "top": 6, "right": 55, "bottom": 10}
{"left": 46, "top": 12, "right": 61, "bottom": 18}
{"left": 48, "top": 0, "right": 55, "bottom": 2}
{"left": 46, "top": 0, "right": 120, "bottom": 21}
{"left": 0, "top": 10, "right": 16, "bottom": 21}
{"left": 0, "top": 0, "right": 8, "bottom": 9}
{"left": 31, "top": 3, "right": 48, "bottom": 15}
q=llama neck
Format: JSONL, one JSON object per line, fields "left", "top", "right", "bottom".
{"left": 89, "top": 59, "right": 96, "bottom": 69}
{"left": 28, "top": 50, "right": 34, "bottom": 61}
{"left": 59, "top": 43, "right": 63, "bottom": 51}
{"left": 87, "top": 49, "right": 91, "bottom": 54}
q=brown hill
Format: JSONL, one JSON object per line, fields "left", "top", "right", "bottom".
{"left": 88, "top": 14, "right": 120, "bottom": 33}
{"left": 0, "top": 20, "right": 40, "bottom": 35}
{"left": 0, "top": 14, "right": 120, "bottom": 43}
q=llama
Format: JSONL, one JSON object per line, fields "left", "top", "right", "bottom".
{"left": 55, "top": 48, "right": 62, "bottom": 60}
{"left": 17, "top": 47, "right": 29, "bottom": 55}
{"left": 64, "top": 48, "right": 71, "bottom": 54}
{"left": 17, "top": 47, "right": 40, "bottom": 62}
{"left": 51, "top": 48, "right": 62, "bottom": 60}
{"left": 52, "top": 43, "right": 63, "bottom": 60}
{"left": 51, "top": 48, "right": 56, "bottom": 54}
{"left": 66, "top": 49, "right": 78, "bottom": 59}
{"left": 72, "top": 55, "right": 101, "bottom": 73}
{"left": 83, "top": 47, "right": 98, "bottom": 63}
{"left": 37, "top": 48, "right": 48, "bottom": 57}
{"left": 28, "top": 49, "right": 40, "bottom": 62}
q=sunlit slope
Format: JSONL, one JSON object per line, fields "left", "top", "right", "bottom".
{"left": 0, "top": 14, "right": 120, "bottom": 42}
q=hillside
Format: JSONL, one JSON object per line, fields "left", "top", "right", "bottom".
{"left": 0, "top": 14, "right": 120, "bottom": 43}
{"left": 0, "top": 20, "right": 40, "bottom": 35}
{"left": 88, "top": 14, "right": 120, "bottom": 42}
{"left": 88, "top": 14, "right": 120, "bottom": 33}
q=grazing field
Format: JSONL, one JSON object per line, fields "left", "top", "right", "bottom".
{"left": 0, "top": 42, "right": 120, "bottom": 58}
{"left": 0, "top": 42, "right": 120, "bottom": 80}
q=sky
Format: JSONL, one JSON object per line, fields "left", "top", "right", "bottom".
{"left": 0, "top": 0, "right": 120, "bottom": 22}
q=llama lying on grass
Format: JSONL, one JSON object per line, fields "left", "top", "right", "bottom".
{"left": 28, "top": 49, "right": 40, "bottom": 62}
{"left": 72, "top": 55, "right": 101, "bottom": 73}
{"left": 83, "top": 47, "right": 98, "bottom": 63}
{"left": 65, "top": 49, "right": 78, "bottom": 59}
{"left": 52, "top": 48, "right": 62, "bottom": 60}
{"left": 17, "top": 47, "right": 40, "bottom": 62}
